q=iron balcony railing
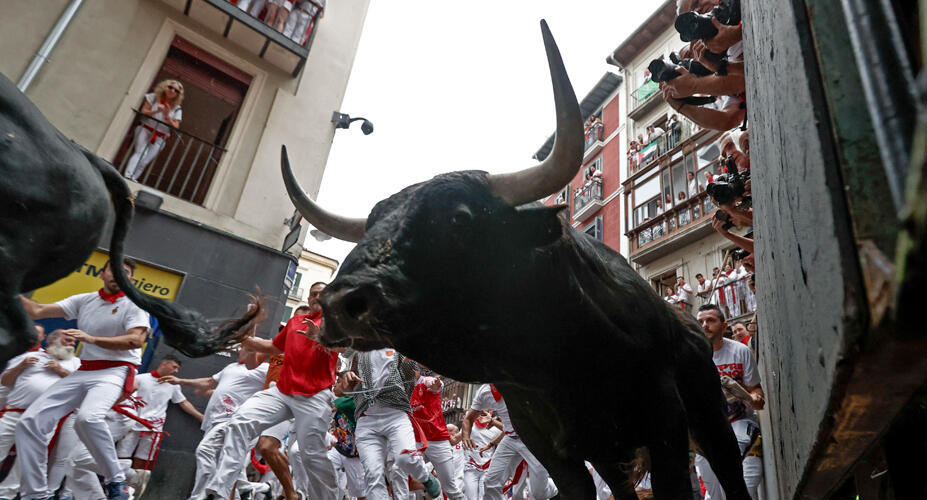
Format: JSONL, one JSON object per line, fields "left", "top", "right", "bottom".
{"left": 114, "top": 110, "right": 227, "bottom": 206}
{"left": 584, "top": 123, "right": 604, "bottom": 151}
{"left": 631, "top": 191, "right": 716, "bottom": 251}
{"left": 628, "top": 119, "right": 694, "bottom": 174}
{"left": 631, "top": 80, "right": 660, "bottom": 109}
{"left": 574, "top": 177, "right": 604, "bottom": 214}
{"left": 694, "top": 275, "right": 757, "bottom": 319}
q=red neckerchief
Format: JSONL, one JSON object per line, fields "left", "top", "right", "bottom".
{"left": 98, "top": 289, "right": 125, "bottom": 303}
{"left": 474, "top": 419, "right": 488, "bottom": 429}
{"left": 489, "top": 384, "right": 503, "bottom": 402}
{"left": 159, "top": 98, "right": 169, "bottom": 109}
{"left": 28, "top": 345, "right": 41, "bottom": 352}
{"left": 150, "top": 369, "right": 161, "bottom": 378}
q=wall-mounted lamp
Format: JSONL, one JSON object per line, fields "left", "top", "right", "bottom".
{"left": 332, "top": 111, "right": 374, "bottom": 135}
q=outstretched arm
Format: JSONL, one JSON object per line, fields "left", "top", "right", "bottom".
{"left": 19, "top": 296, "right": 64, "bottom": 320}
{"left": 178, "top": 400, "right": 203, "bottom": 422}
{"left": 64, "top": 326, "right": 147, "bottom": 351}
{"left": 159, "top": 375, "right": 219, "bottom": 393}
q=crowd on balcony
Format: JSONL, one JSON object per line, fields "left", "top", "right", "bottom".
{"left": 584, "top": 115, "right": 604, "bottom": 149}
{"left": 230, "top": 0, "right": 326, "bottom": 46}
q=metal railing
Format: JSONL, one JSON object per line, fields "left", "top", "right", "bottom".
{"left": 628, "top": 119, "right": 694, "bottom": 175}
{"left": 631, "top": 80, "right": 660, "bottom": 109}
{"left": 114, "top": 110, "right": 227, "bottom": 205}
{"left": 694, "top": 276, "right": 757, "bottom": 319}
{"left": 631, "top": 191, "right": 714, "bottom": 250}
{"left": 574, "top": 177, "right": 604, "bottom": 214}
{"left": 584, "top": 123, "right": 604, "bottom": 151}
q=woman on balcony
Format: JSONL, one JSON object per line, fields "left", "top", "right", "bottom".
{"left": 124, "top": 79, "right": 184, "bottom": 182}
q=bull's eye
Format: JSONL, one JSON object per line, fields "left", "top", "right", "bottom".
{"left": 450, "top": 205, "right": 473, "bottom": 227}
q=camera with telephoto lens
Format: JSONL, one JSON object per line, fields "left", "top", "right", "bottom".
{"left": 668, "top": 52, "right": 714, "bottom": 77}
{"left": 706, "top": 170, "right": 750, "bottom": 206}
{"left": 731, "top": 248, "right": 750, "bottom": 260}
{"left": 647, "top": 58, "right": 719, "bottom": 106}
{"left": 675, "top": 0, "right": 741, "bottom": 42}
{"left": 713, "top": 210, "right": 735, "bottom": 231}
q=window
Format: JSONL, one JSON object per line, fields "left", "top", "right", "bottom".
{"left": 112, "top": 36, "right": 252, "bottom": 205}
{"left": 288, "top": 272, "right": 303, "bottom": 299}
{"left": 281, "top": 305, "right": 293, "bottom": 322}
{"left": 651, "top": 269, "right": 678, "bottom": 297}
{"left": 555, "top": 185, "right": 570, "bottom": 205}
{"left": 584, "top": 216, "right": 604, "bottom": 241}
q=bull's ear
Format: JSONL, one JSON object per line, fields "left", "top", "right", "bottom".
{"left": 514, "top": 205, "right": 566, "bottom": 247}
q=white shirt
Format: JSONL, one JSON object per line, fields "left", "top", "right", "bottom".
{"left": 134, "top": 372, "right": 186, "bottom": 431}
{"left": 202, "top": 361, "right": 269, "bottom": 430}
{"left": 466, "top": 420, "right": 502, "bottom": 469}
{"left": 470, "top": 384, "right": 514, "bottom": 434}
{"left": 141, "top": 93, "right": 182, "bottom": 135}
{"left": 697, "top": 280, "right": 711, "bottom": 295}
{"left": 3, "top": 351, "right": 81, "bottom": 409}
{"left": 369, "top": 348, "right": 396, "bottom": 391}
{"left": 688, "top": 179, "right": 698, "bottom": 197}
{"left": 56, "top": 292, "right": 150, "bottom": 364}
{"left": 713, "top": 338, "right": 761, "bottom": 422}
{"left": 675, "top": 283, "right": 693, "bottom": 304}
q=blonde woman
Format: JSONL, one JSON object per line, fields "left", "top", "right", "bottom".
{"left": 124, "top": 79, "right": 184, "bottom": 181}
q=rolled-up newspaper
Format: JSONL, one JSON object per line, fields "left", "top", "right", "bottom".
{"left": 720, "top": 375, "right": 754, "bottom": 403}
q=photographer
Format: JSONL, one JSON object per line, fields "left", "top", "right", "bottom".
{"left": 675, "top": 0, "right": 744, "bottom": 55}
{"left": 712, "top": 215, "right": 754, "bottom": 254}
{"left": 664, "top": 90, "right": 746, "bottom": 132}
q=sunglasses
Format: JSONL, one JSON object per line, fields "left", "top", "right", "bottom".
{"left": 167, "top": 86, "right": 181, "bottom": 92}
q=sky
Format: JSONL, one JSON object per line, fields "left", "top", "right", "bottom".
{"left": 303, "top": 0, "right": 665, "bottom": 264}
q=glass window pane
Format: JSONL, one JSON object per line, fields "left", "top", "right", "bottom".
{"left": 635, "top": 174, "right": 660, "bottom": 206}
{"left": 662, "top": 170, "right": 672, "bottom": 208}
{"left": 697, "top": 140, "right": 721, "bottom": 170}
{"left": 672, "top": 162, "right": 687, "bottom": 203}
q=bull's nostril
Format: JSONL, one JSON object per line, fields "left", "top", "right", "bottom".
{"left": 343, "top": 292, "right": 368, "bottom": 320}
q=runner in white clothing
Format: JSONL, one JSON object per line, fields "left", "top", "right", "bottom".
{"left": 0, "top": 330, "right": 80, "bottom": 498}
{"left": 158, "top": 348, "right": 269, "bottom": 500}
{"left": 16, "top": 258, "right": 149, "bottom": 500}
{"left": 462, "top": 384, "right": 558, "bottom": 500}
{"left": 458, "top": 411, "right": 502, "bottom": 500}
{"left": 116, "top": 355, "right": 203, "bottom": 496}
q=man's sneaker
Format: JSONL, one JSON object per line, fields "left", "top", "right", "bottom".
{"left": 423, "top": 476, "right": 442, "bottom": 498}
{"left": 102, "top": 480, "right": 130, "bottom": 500}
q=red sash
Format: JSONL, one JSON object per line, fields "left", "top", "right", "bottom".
{"left": 141, "top": 125, "right": 169, "bottom": 144}
{"left": 78, "top": 360, "right": 138, "bottom": 399}
{"left": 0, "top": 408, "right": 24, "bottom": 418}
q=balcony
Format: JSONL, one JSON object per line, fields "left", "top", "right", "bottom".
{"left": 573, "top": 178, "right": 604, "bottom": 222}
{"left": 113, "top": 110, "right": 227, "bottom": 205}
{"left": 288, "top": 287, "right": 304, "bottom": 300}
{"left": 628, "top": 191, "right": 718, "bottom": 265}
{"left": 694, "top": 276, "right": 757, "bottom": 321}
{"left": 161, "top": 0, "right": 322, "bottom": 76}
{"left": 628, "top": 119, "right": 696, "bottom": 176}
{"left": 629, "top": 80, "right": 663, "bottom": 120}
{"left": 584, "top": 123, "right": 605, "bottom": 159}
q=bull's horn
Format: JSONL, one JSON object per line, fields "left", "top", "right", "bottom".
{"left": 280, "top": 145, "right": 367, "bottom": 243}
{"left": 488, "top": 20, "right": 583, "bottom": 206}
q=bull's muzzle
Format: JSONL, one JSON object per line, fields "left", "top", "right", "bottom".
{"left": 318, "top": 283, "right": 382, "bottom": 345}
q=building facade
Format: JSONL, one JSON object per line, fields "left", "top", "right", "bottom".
{"left": 539, "top": 72, "right": 626, "bottom": 256}
{"left": 0, "top": 0, "right": 369, "bottom": 495}
{"left": 608, "top": 0, "right": 755, "bottom": 323}
{"left": 283, "top": 247, "right": 339, "bottom": 321}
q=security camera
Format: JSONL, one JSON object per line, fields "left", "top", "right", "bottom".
{"left": 361, "top": 120, "right": 374, "bottom": 135}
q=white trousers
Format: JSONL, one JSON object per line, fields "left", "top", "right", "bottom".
{"left": 387, "top": 461, "right": 409, "bottom": 500}
{"left": 282, "top": 8, "right": 312, "bottom": 44}
{"left": 15, "top": 367, "right": 128, "bottom": 500}
{"left": 189, "top": 421, "right": 247, "bottom": 500}
{"left": 124, "top": 126, "right": 166, "bottom": 181}
{"left": 695, "top": 419, "right": 762, "bottom": 500}
{"left": 327, "top": 447, "right": 365, "bottom": 498}
{"left": 206, "top": 386, "right": 337, "bottom": 499}
{"left": 0, "top": 412, "right": 23, "bottom": 497}
{"left": 463, "top": 468, "right": 487, "bottom": 500}
{"left": 355, "top": 408, "right": 430, "bottom": 500}
{"left": 482, "top": 435, "right": 558, "bottom": 500}
{"left": 424, "top": 440, "right": 465, "bottom": 499}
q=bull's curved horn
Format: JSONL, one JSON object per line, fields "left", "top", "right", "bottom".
{"left": 280, "top": 145, "right": 367, "bottom": 243}
{"left": 487, "top": 20, "right": 584, "bottom": 206}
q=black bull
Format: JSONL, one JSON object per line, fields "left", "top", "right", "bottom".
{"left": 0, "top": 72, "right": 259, "bottom": 367}
{"left": 282, "top": 22, "right": 753, "bottom": 499}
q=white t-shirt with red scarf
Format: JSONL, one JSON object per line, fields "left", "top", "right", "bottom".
{"left": 470, "top": 383, "right": 514, "bottom": 435}
{"left": 55, "top": 290, "right": 150, "bottom": 365}
{"left": 713, "top": 338, "right": 760, "bottom": 423}
{"left": 132, "top": 371, "right": 186, "bottom": 431}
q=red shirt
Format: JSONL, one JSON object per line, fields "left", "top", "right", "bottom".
{"left": 271, "top": 314, "right": 338, "bottom": 397}
{"left": 410, "top": 377, "right": 449, "bottom": 441}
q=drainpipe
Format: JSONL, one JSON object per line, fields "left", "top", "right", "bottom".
{"left": 17, "top": 0, "right": 84, "bottom": 92}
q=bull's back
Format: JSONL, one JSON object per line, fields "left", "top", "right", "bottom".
{"left": 0, "top": 72, "right": 110, "bottom": 291}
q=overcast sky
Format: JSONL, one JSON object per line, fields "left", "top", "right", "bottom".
{"left": 304, "top": 0, "right": 664, "bottom": 264}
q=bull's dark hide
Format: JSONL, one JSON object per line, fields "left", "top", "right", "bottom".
{"left": 316, "top": 171, "right": 752, "bottom": 499}
{"left": 0, "top": 73, "right": 258, "bottom": 366}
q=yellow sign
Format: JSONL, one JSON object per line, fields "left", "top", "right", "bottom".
{"left": 30, "top": 250, "right": 184, "bottom": 304}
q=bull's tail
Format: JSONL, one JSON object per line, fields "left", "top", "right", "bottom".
{"left": 82, "top": 147, "right": 262, "bottom": 356}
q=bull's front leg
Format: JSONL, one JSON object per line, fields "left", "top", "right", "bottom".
{"left": 0, "top": 290, "right": 37, "bottom": 366}
{"left": 647, "top": 380, "right": 697, "bottom": 499}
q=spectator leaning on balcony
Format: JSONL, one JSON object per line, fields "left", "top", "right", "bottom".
{"left": 265, "top": 0, "right": 294, "bottom": 32}
{"left": 646, "top": 124, "right": 665, "bottom": 144}
{"left": 687, "top": 171, "right": 698, "bottom": 197}
{"left": 124, "top": 80, "right": 184, "bottom": 182}
{"left": 675, "top": 276, "right": 694, "bottom": 310}
{"left": 695, "top": 273, "right": 710, "bottom": 300}
{"left": 283, "top": 0, "right": 325, "bottom": 45}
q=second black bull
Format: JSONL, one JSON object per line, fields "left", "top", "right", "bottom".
{"left": 281, "top": 21, "right": 753, "bottom": 500}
